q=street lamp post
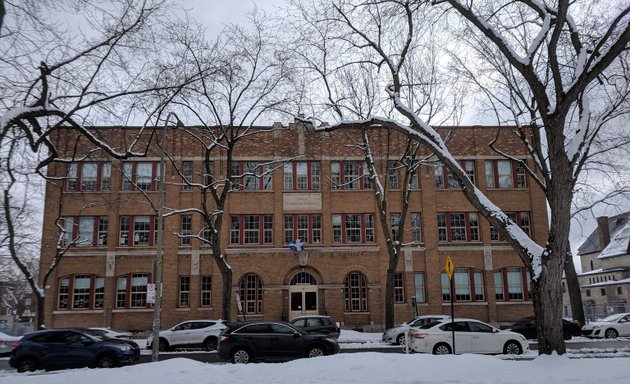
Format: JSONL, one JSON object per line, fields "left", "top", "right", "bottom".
{"left": 151, "top": 112, "right": 180, "bottom": 362}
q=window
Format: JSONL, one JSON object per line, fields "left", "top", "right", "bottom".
{"left": 394, "top": 272, "right": 404, "bottom": 303}
{"left": 411, "top": 213, "right": 422, "bottom": 243}
{"left": 331, "top": 160, "right": 370, "bottom": 190}
{"left": 437, "top": 212, "right": 479, "bottom": 242}
{"left": 490, "top": 212, "right": 531, "bottom": 241}
{"left": 494, "top": 267, "right": 531, "bottom": 301}
{"left": 240, "top": 273, "right": 263, "bottom": 314}
{"left": 230, "top": 215, "right": 273, "bottom": 245}
{"left": 388, "top": 161, "right": 399, "bottom": 189}
{"left": 116, "top": 273, "right": 150, "bottom": 308}
{"left": 414, "top": 272, "right": 426, "bottom": 303}
{"left": 618, "top": 287, "right": 623, "bottom": 295}
{"left": 182, "top": 161, "right": 193, "bottom": 190}
{"left": 485, "top": 160, "right": 527, "bottom": 188}
{"left": 201, "top": 276, "right": 212, "bottom": 307}
{"left": 119, "top": 216, "right": 155, "bottom": 246}
{"left": 441, "top": 268, "right": 485, "bottom": 302}
{"left": 180, "top": 215, "right": 192, "bottom": 246}
{"left": 62, "top": 216, "right": 108, "bottom": 247}
{"left": 66, "top": 162, "right": 111, "bottom": 192}
{"left": 179, "top": 276, "right": 190, "bottom": 307}
{"left": 434, "top": 160, "right": 475, "bottom": 189}
{"left": 586, "top": 289, "right": 591, "bottom": 297}
{"left": 391, "top": 213, "right": 400, "bottom": 237}
{"left": 284, "top": 161, "right": 320, "bottom": 190}
{"left": 284, "top": 214, "right": 322, "bottom": 244}
{"left": 230, "top": 161, "right": 272, "bottom": 190}
{"left": 601, "top": 288, "right": 606, "bottom": 296}
{"left": 344, "top": 271, "right": 368, "bottom": 312}
{"left": 332, "top": 213, "right": 375, "bottom": 243}
{"left": 122, "top": 161, "right": 161, "bottom": 191}
{"left": 57, "top": 274, "right": 105, "bottom": 311}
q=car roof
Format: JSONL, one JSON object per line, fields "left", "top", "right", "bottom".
{"left": 291, "top": 315, "right": 332, "bottom": 320}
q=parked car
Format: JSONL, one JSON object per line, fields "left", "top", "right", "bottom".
{"left": 9, "top": 328, "right": 140, "bottom": 372}
{"left": 146, "top": 319, "right": 227, "bottom": 351}
{"left": 508, "top": 316, "right": 581, "bottom": 340}
{"left": 581, "top": 312, "right": 630, "bottom": 339}
{"left": 0, "top": 331, "right": 21, "bottom": 357}
{"left": 217, "top": 320, "right": 340, "bottom": 363}
{"left": 290, "top": 315, "right": 341, "bottom": 338}
{"left": 382, "top": 315, "right": 451, "bottom": 345}
{"left": 89, "top": 327, "right": 134, "bottom": 339}
{"left": 409, "top": 318, "right": 528, "bottom": 355}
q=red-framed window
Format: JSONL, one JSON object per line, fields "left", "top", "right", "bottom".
{"left": 116, "top": 273, "right": 151, "bottom": 308}
{"left": 119, "top": 215, "right": 156, "bottom": 246}
{"left": 344, "top": 271, "right": 368, "bottom": 312}
{"left": 494, "top": 267, "right": 531, "bottom": 301}
{"left": 230, "top": 215, "right": 273, "bottom": 245}
{"left": 332, "top": 213, "right": 375, "bottom": 243}
{"left": 230, "top": 161, "right": 272, "bottom": 190}
{"left": 394, "top": 272, "right": 405, "bottom": 303}
{"left": 283, "top": 161, "right": 321, "bottom": 190}
{"left": 437, "top": 212, "right": 480, "bottom": 242}
{"left": 239, "top": 273, "right": 263, "bottom": 314}
{"left": 331, "top": 160, "right": 371, "bottom": 190}
{"left": 490, "top": 212, "right": 531, "bottom": 241}
{"left": 283, "top": 214, "right": 322, "bottom": 244}
{"left": 66, "top": 162, "right": 111, "bottom": 192}
{"left": 200, "top": 276, "right": 212, "bottom": 307}
{"left": 485, "top": 160, "right": 527, "bottom": 188}
{"left": 57, "top": 274, "right": 105, "bottom": 310}
{"left": 434, "top": 160, "right": 475, "bottom": 189}
{"left": 441, "top": 268, "right": 485, "bottom": 302}
{"left": 122, "top": 161, "right": 161, "bottom": 191}
{"left": 62, "top": 216, "right": 108, "bottom": 247}
{"left": 179, "top": 276, "right": 190, "bottom": 308}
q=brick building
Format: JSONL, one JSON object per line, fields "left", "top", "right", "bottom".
{"left": 39, "top": 122, "right": 546, "bottom": 332}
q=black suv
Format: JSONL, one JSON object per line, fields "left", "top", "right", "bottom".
{"left": 290, "top": 315, "right": 341, "bottom": 338}
{"left": 10, "top": 328, "right": 140, "bottom": 372}
{"left": 217, "top": 321, "right": 340, "bottom": 363}
{"left": 509, "top": 316, "right": 581, "bottom": 340}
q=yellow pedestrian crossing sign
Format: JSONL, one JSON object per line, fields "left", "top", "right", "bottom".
{"left": 445, "top": 256, "right": 454, "bottom": 280}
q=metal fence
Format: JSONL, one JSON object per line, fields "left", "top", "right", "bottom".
{"left": 582, "top": 302, "right": 628, "bottom": 323}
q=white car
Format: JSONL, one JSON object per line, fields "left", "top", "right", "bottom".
{"left": 382, "top": 315, "right": 451, "bottom": 345}
{"left": 147, "top": 319, "right": 227, "bottom": 351}
{"left": 409, "top": 318, "right": 528, "bottom": 355}
{"left": 89, "top": 327, "right": 134, "bottom": 339}
{"left": 0, "top": 331, "right": 21, "bottom": 357}
{"left": 581, "top": 313, "right": 630, "bottom": 339}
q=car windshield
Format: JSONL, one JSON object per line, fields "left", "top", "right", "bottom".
{"left": 418, "top": 321, "right": 443, "bottom": 330}
{"left": 82, "top": 328, "right": 111, "bottom": 341}
{"left": 601, "top": 313, "right": 625, "bottom": 322}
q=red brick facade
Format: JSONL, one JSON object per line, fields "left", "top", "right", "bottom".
{"left": 40, "top": 122, "right": 546, "bottom": 331}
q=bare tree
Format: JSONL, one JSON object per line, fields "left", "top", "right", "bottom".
{"left": 161, "top": 14, "right": 294, "bottom": 321}
{"left": 288, "top": 0, "right": 630, "bottom": 355}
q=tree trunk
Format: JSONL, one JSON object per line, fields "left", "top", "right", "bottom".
{"left": 385, "top": 265, "right": 396, "bottom": 329}
{"left": 564, "top": 242, "right": 585, "bottom": 326}
{"left": 36, "top": 294, "right": 45, "bottom": 329}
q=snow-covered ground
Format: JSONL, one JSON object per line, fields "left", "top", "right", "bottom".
{"left": 2, "top": 330, "right": 630, "bottom": 384}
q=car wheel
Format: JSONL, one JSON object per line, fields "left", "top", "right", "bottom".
{"left": 95, "top": 354, "right": 118, "bottom": 368}
{"left": 432, "top": 343, "right": 452, "bottom": 355}
{"left": 396, "top": 334, "right": 406, "bottom": 345}
{"left": 307, "top": 346, "right": 325, "bottom": 358}
{"left": 231, "top": 348, "right": 252, "bottom": 364}
{"left": 203, "top": 337, "right": 218, "bottom": 351}
{"left": 604, "top": 328, "right": 618, "bottom": 339}
{"left": 17, "top": 358, "right": 38, "bottom": 373}
{"left": 158, "top": 338, "right": 169, "bottom": 352}
{"left": 503, "top": 341, "right": 522, "bottom": 355}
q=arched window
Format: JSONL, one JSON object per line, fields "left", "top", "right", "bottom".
{"left": 344, "top": 271, "right": 368, "bottom": 312}
{"left": 240, "top": 273, "right": 263, "bottom": 314}
{"left": 290, "top": 271, "right": 317, "bottom": 285}
{"left": 115, "top": 273, "right": 151, "bottom": 309}
{"left": 57, "top": 274, "right": 105, "bottom": 311}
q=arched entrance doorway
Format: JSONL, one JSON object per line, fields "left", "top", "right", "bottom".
{"left": 288, "top": 271, "right": 318, "bottom": 320}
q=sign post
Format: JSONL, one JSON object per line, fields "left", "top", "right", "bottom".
{"left": 445, "top": 256, "right": 456, "bottom": 354}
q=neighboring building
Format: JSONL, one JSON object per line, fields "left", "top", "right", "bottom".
{"left": 0, "top": 281, "right": 35, "bottom": 335}
{"left": 565, "top": 213, "right": 630, "bottom": 321}
{"left": 39, "top": 122, "right": 547, "bottom": 332}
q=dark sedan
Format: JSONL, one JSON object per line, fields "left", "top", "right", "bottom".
{"left": 217, "top": 320, "right": 339, "bottom": 363}
{"left": 509, "top": 316, "right": 581, "bottom": 340}
{"left": 290, "top": 315, "right": 341, "bottom": 339}
{"left": 9, "top": 328, "right": 140, "bottom": 372}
